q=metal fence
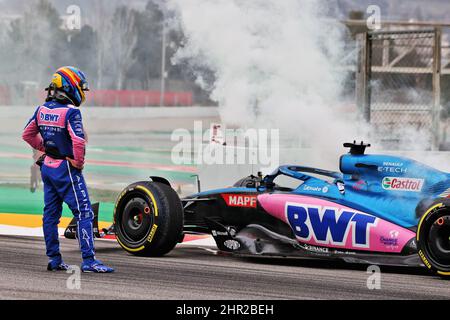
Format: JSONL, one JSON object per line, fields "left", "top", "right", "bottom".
{"left": 356, "top": 28, "right": 444, "bottom": 150}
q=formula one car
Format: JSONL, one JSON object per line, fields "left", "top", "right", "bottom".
{"left": 112, "top": 142, "right": 450, "bottom": 278}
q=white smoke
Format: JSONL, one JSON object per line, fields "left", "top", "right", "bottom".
{"left": 167, "top": 0, "right": 368, "bottom": 168}
{"left": 165, "top": 0, "right": 450, "bottom": 177}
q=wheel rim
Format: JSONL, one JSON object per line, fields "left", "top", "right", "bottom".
{"left": 120, "top": 196, "right": 154, "bottom": 245}
{"left": 427, "top": 215, "right": 450, "bottom": 267}
{"left": 128, "top": 207, "right": 143, "bottom": 230}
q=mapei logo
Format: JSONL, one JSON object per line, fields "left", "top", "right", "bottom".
{"left": 286, "top": 203, "right": 378, "bottom": 248}
{"left": 221, "top": 194, "right": 257, "bottom": 208}
{"left": 40, "top": 112, "right": 60, "bottom": 122}
{"left": 382, "top": 177, "right": 424, "bottom": 192}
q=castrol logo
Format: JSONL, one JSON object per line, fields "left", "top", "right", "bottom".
{"left": 382, "top": 177, "right": 424, "bottom": 192}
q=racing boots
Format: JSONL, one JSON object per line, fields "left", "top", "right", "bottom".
{"left": 81, "top": 259, "right": 114, "bottom": 273}
{"left": 47, "top": 257, "right": 69, "bottom": 271}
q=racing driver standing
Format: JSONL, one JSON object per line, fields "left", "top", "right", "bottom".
{"left": 22, "top": 66, "right": 114, "bottom": 273}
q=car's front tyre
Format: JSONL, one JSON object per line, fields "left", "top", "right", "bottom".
{"left": 114, "top": 181, "right": 183, "bottom": 256}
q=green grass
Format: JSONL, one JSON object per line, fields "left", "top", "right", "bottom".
{"left": 0, "top": 138, "right": 197, "bottom": 223}
{"left": 0, "top": 184, "right": 115, "bottom": 222}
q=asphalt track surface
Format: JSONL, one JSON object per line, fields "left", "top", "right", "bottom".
{"left": 0, "top": 235, "right": 449, "bottom": 300}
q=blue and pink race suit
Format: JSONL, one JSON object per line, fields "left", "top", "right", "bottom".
{"left": 22, "top": 101, "right": 95, "bottom": 262}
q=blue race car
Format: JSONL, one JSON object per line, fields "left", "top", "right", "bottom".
{"left": 112, "top": 142, "right": 450, "bottom": 278}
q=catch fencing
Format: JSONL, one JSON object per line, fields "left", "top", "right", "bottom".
{"left": 355, "top": 26, "right": 450, "bottom": 150}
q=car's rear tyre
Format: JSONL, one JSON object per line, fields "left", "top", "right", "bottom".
{"left": 417, "top": 198, "right": 450, "bottom": 278}
{"left": 114, "top": 181, "right": 183, "bottom": 256}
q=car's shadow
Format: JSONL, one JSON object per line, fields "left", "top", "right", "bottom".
{"left": 236, "top": 255, "right": 432, "bottom": 277}
{"left": 92, "top": 241, "right": 445, "bottom": 279}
